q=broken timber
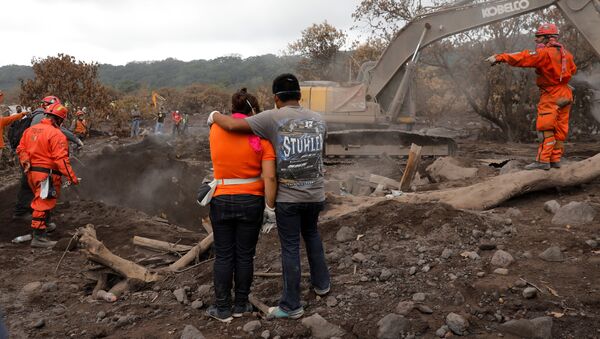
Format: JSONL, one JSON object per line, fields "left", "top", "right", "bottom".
{"left": 76, "top": 224, "right": 160, "bottom": 283}
{"left": 400, "top": 143, "right": 422, "bottom": 191}
{"left": 133, "top": 236, "right": 193, "bottom": 253}
{"left": 168, "top": 232, "right": 214, "bottom": 271}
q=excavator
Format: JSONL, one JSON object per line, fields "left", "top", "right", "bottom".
{"left": 300, "top": 0, "right": 600, "bottom": 157}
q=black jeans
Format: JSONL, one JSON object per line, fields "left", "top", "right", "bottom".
{"left": 14, "top": 171, "right": 34, "bottom": 216}
{"left": 209, "top": 194, "right": 264, "bottom": 311}
{"left": 276, "top": 201, "right": 330, "bottom": 311}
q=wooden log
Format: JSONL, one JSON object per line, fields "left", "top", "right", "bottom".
{"left": 76, "top": 224, "right": 160, "bottom": 283}
{"left": 396, "top": 153, "right": 600, "bottom": 210}
{"left": 369, "top": 174, "right": 401, "bottom": 189}
{"left": 400, "top": 143, "right": 422, "bottom": 191}
{"left": 249, "top": 294, "right": 270, "bottom": 315}
{"left": 168, "top": 233, "right": 214, "bottom": 271}
{"left": 133, "top": 236, "right": 193, "bottom": 253}
{"left": 201, "top": 217, "right": 213, "bottom": 234}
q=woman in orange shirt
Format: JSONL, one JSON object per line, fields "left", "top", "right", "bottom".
{"left": 206, "top": 88, "right": 277, "bottom": 322}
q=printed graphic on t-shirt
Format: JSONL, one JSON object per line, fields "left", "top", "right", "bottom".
{"left": 276, "top": 118, "right": 325, "bottom": 187}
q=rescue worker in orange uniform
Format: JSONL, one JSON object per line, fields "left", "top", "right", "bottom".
{"left": 70, "top": 108, "right": 89, "bottom": 140}
{"left": 16, "top": 103, "right": 79, "bottom": 248}
{"left": 487, "top": 23, "right": 577, "bottom": 170}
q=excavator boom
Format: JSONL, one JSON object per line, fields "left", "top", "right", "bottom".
{"left": 301, "top": 0, "right": 600, "bottom": 157}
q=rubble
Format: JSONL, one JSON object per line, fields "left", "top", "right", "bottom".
{"left": 426, "top": 157, "right": 478, "bottom": 182}
{"left": 301, "top": 313, "right": 345, "bottom": 339}
{"left": 551, "top": 201, "right": 596, "bottom": 225}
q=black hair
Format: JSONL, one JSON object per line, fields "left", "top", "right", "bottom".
{"left": 272, "top": 73, "right": 301, "bottom": 102}
{"left": 231, "top": 88, "right": 260, "bottom": 116}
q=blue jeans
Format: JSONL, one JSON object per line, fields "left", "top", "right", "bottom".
{"left": 276, "top": 201, "right": 330, "bottom": 311}
{"left": 209, "top": 194, "right": 264, "bottom": 311}
{"left": 155, "top": 121, "right": 164, "bottom": 134}
{"left": 130, "top": 119, "right": 140, "bottom": 137}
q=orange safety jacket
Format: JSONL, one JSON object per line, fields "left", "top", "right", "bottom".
{"left": 75, "top": 119, "right": 88, "bottom": 134}
{"left": 0, "top": 112, "right": 25, "bottom": 148}
{"left": 16, "top": 118, "right": 78, "bottom": 184}
{"left": 496, "top": 44, "right": 576, "bottom": 88}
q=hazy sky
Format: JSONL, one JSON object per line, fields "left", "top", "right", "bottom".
{"left": 1, "top": 0, "right": 364, "bottom": 66}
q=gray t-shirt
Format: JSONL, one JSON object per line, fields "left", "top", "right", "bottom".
{"left": 246, "top": 105, "right": 326, "bottom": 203}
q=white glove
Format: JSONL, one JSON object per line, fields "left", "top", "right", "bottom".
{"left": 261, "top": 205, "right": 277, "bottom": 233}
{"left": 485, "top": 54, "right": 498, "bottom": 65}
{"left": 77, "top": 139, "right": 84, "bottom": 147}
{"left": 207, "top": 111, "right": 219, "bottom": 127}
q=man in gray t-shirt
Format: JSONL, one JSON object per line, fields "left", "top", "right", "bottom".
{"left": 209, "top": 73, "right": 330, "bottom": 319}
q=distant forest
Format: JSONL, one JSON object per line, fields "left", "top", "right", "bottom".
{"left": 0, "top": 54, "right": 299, "bottom": 92}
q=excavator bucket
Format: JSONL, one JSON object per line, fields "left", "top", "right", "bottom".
{"left": 325, "top": 129, "right": 457, "bottom": 157}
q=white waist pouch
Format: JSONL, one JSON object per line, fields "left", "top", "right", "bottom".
{"left": 196, "top": 177, "right": 261, "bottom": 206}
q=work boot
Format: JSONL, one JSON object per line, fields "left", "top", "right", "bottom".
{"left": 550, "top": 161, "right": 562, "bottom": 169}
{"left": 30, "top": 230, "right": 56, "bottom": 248}
{"left": 46, "top": 222, "right": 57, "bottom": 233}
{"left": 524, "top": 162, "right": 550, "bottom": 171}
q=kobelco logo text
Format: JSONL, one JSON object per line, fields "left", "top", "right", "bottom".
{"left": 481, "top": 0, "right": 530, "bottom": 18}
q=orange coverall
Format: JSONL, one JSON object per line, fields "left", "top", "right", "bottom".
{"left": 496, "top": 45, "right": 577, "bottom": 164}
{"left": 16, "top": 119, "right": 78, "bottom": 230}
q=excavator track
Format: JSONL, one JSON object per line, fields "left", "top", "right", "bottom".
{"left": 325, "top": 129, "right": 457, "bottom": 157}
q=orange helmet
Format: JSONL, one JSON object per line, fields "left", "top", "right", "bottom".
{"left": 535, "top": 23, "right": 559, "bottom": 36}
{"left": 45, "top": 103, "right": 68, "bottom": 120}
{"left": 42, "top": 95, "right": 61, "bottom": 106}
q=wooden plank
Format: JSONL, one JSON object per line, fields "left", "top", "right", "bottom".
{"left": 400, "top": 143, "right": 423, "bottom": 191}
{"left": 249, "top": 294, "right": 271, "bottom": 315}
{"left": 133, "top": 236, "right": 193, "bottom": 253}
{"left": 168, "top": 233, "right": 214, "bottom": 271}
{"left": 369, "top": 174, "right": 401, "bottom": 189}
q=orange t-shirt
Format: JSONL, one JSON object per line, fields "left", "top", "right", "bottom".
{"left": 209, "top": 122, "right": 275, "bottom": 197}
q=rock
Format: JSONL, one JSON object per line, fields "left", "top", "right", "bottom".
{"left": 32, "top": 319, "right": 45, "bottom": 329}
{"left": 325, "top": 180, "right": 342, "bottom": 194}
{"left": 326, "top": 296, "right": 338, "bottom": 307}
{"left": 585, "top": 239, "right": 598, "bottom": 248}
{"left": 243, "top": 320, "right": 261, "bottom": 333}
{"left": 543, "top": 200, "right": 561, "bottom": 214}
{"left": 181, "top": 324, "right": 206, "bottom": 339}
{"left": 301, "top": 313, "right": 345, "bottom": 339}
{"left": 505, "top": 208, "right": 522, "bottom": 219}
{"left": 494, "top": 268, "right": 509, "bottom": 275}
{"left": 41, "top": 281, "right": 58, "bottom": 292}
{"left": 446, "top": 312, "right": 469, "bottom": 336}
{"left": 491, "top": 250, "right": 515, "bottom": 267}
{"left": 395, "top": 301, "right": 414, "bottom": 316}
{"left": 196, "top": 284, "right": 211, "bottom": 298}
{"left": 453, "top": 292, "right": 465, "bottom": 306}
{"left": 173, "top": 288, "right": 188, "bottom": 304}
{"left": 514, "top": 279, "right": 527, "bottom": 288}
{"left": 523, "top": 287, "right": 537, "bottom": 299}
{"left": 412, "top": 293, "right": 426, "bottom": 302}
{"left": 336, "top": 226, "right": 356, "bottom": 242}
{"left": 478, "top": 242, "right": 497, "bottom": 251}
{"left": 421, "top": 264, "right": 431, "bottom": 273}
{"left": 461, "top": 251, "right": 480, "bottom": 260}
{"left": 379, "top": 269, "right": 393, "bottom": 281}
{"left": 499, "top": 316, "right": 553, "bottom": 339}
{"left": 261, "top": 330, "right": 270, "bottom": 339}
{"left": 21, "top": 281, "right": 42, "bottom": 295}
{"left": 538, "top": 246, "right": 565, "bottom": 262}
{"left": 97, "top": 311, "right": 106, "bottom": 319}
{"left": 416, "top": 304, "right": 433, "bottom": 314}
{"left": 441, "top": 248, "right": 453, "bottom": 259}
{"left": 551, "top": 201, "right": 596, "bottom": 225}
{"left": 435, "top": 325, "right": 449, "bottom": 337}
{"left": 191, "top": 299, "right": 203, "bottom": 309}
{"left": 352, "top": 252, "right": 367, "bottom": 263}
{"left": 376, "top": 313, "right": 410, "bottom": 339}
{"left": 408, "top": 267, "right": 417, "bottom": 275}
{"left": 426, "top": 157, "right": 478, "bottom": 182}
{"left": 476, "top": 272, "right": 486, "bottom": 278}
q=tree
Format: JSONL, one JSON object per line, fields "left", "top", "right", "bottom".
{"left": 20, "top": 54, "right": 112, "bottom": 126}
{"left": 287, "top": 21, "right": 347, "bottom": 80}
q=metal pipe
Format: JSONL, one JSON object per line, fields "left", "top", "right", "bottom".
{"left": 411, "top": 23, "right": 431, "bottom": 62}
